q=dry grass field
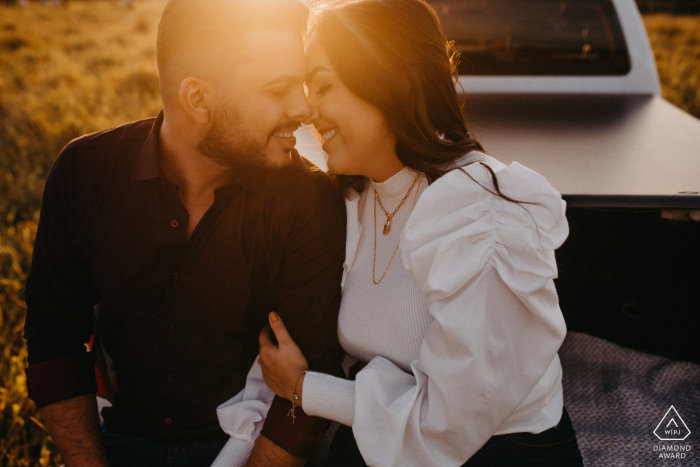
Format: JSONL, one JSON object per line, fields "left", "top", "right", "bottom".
{"left": 1, "top": 2, "right": 162, "bottom": 464}
{"left": 0, "top": 1, "right": 699, "bottom": 465}
{"left": 644, "top": 13, "right": 700, "bottom": 117}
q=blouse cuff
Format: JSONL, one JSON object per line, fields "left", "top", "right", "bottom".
{"left": 302, "top": 371, "right": 356, "bottom": 426}
{"left": 210, "top": 436, "right": 254, "bottom": 467}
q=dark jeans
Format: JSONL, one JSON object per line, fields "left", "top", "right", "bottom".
{"left": 100, "top": 423, "right": 228, "bottom": 467}
{"left": 325, "top": 408, "right": 584, "bottom": 467}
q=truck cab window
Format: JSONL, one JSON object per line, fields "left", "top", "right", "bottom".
{"left": 431, "top": 0, "right": 632, "bottom": 76}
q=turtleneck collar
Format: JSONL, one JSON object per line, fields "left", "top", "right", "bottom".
{"left": 370, "top": 167, "right": 420, "bottom": 199}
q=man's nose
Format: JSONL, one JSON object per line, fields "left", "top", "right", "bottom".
{"left": 287, "top": 87, "right": 312, "bottom": 122}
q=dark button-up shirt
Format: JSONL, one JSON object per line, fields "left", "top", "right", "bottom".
{"left": 24, "top": 113, "right": 346, "bottom": 456}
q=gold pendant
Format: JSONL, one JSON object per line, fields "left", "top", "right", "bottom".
{"left": 383, "top": 218, "right": 391, "bottom": 235}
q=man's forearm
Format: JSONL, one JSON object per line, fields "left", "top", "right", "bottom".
{"left": 39, "top": 393, "right": 110, "bottom": 467}
{"left": 245, "top": 434, "right": 305, "bottom": 467}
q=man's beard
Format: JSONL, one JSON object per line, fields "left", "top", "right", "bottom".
{"left": 197, "top": 105, "right": 300, "bottom": 170}
{"left": 197, "top": 105, "right": 268, "bottom": 169}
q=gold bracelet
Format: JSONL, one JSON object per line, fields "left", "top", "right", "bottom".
{"left": 287, "top": 370, "right": 308, "bottom": 424}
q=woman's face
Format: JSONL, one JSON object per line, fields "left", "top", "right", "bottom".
{"left": 304, "top": 34, "right": 402, "bottom": 182}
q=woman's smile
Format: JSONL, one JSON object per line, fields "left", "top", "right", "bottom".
{"left": 320, "top": 127, "right": 338, "bottom": 145}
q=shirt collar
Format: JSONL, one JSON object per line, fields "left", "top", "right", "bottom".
{"left": 131, "top": 110, "right": 165, "bottom": 181}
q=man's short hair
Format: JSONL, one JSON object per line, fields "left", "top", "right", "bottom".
{"left": 157, "top": 0, "right": 308, "bottom": 105}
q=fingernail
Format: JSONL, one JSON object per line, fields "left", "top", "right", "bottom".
{"left": 269, "top": 312, "right": 279, "bottom": 323}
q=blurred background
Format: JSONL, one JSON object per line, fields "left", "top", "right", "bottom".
{"left": 0, "top": 0, "right": 698, "bottom": 465}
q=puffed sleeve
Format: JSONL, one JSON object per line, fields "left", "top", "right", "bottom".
{"left": 211, "top": 357, "right": 275, "bottom": 467}
{"left": 351, "top": 160, "right": 569, "bottom": 467}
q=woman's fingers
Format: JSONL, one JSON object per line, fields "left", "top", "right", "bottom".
{"left": 268, "top": 312, "right": 293, "bottom": 345}
{"left": 258, "top": 312, "right": 310, "bottom": 405}
{"left": 258, "top": 325, "right": 276, "bottom": 349}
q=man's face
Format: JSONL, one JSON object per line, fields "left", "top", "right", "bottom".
{"left": 198, "top": 29, "right": 311, "bottom": 169}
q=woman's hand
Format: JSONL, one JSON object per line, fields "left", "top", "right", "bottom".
{"left": 259, "top": 312, "right": 309, "bottom": 407}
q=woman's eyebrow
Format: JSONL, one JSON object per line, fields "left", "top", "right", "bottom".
{"left": 305, "top": 66, "right": 332, "bottom": 83}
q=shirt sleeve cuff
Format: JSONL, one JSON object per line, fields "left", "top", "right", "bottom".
{"left": 259, "top": 395, "right": 327, "bottom": 459}
{"left": 303, "top": 371, "right": 356, "bottom": 426}
{"left": 25, "top": 351, "right": 97, "bottom": 408}
{"left": 210, "top": 437, "right": 254, "bottom": 467}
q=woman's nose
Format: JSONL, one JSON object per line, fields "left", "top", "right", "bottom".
{"left": 303, "top": 104, "right": 320, "bottom": 126}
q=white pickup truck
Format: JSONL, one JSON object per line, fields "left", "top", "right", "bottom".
{"left": 297, "top": 1, "right": 700, "bottom": 465}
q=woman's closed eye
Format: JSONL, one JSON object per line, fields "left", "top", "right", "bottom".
{"left": 316, "top": 83, "right": 332, "bottom": 95}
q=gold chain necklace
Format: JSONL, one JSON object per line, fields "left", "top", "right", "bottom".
{"left": 373, "top": 173, "right": 422, "bottom": 285}
{"left": 374, "top": 171, "right": 422, "bottom": 236}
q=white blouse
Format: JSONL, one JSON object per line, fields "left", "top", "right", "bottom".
{"left": 213, "top": 153, "right": 569, "bottom": 467}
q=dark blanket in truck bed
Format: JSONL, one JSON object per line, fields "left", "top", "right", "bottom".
{"left": 561, "top": 332, "right": 700, "bottom": 467}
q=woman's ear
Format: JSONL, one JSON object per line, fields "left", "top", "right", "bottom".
{"left": 179, "top": 77, "right": 211, "bottom": 125}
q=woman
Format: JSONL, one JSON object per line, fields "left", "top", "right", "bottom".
{"left": 243, "top": 0, "right": 583, "bottom": 465}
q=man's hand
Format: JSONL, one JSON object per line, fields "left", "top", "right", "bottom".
{"left": 39, "top": 393, "right": 110, "bottom": 467}
{"left": 245, "top": 434, "right": 306, "bottom": 467}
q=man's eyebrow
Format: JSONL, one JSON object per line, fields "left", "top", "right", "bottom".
{"left": 305, "top": 66, "right": 332, "bottom": 83}
{"left": 261, "top": 75, "right": 302, "bottom": 88}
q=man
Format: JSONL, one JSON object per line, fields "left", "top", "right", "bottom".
{"left": 23, "top": 0, "right": 345, "bottom": 466}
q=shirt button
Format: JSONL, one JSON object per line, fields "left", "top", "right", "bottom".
{"left": 171, "top": 220, "right": 179, "bottom": 228}
{"left": 165, "top": 418, "right": 172, "bottom": 425}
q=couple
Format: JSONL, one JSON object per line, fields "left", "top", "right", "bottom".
{"left": 23, "top": 0, "right": 584, "bottom": 466}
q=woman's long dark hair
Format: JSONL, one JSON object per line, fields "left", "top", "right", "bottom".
{"left": 307, "top": 0, "right": 484, "bottom": 193}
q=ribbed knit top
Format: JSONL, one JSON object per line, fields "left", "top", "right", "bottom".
{"left": 338, "top": 167, "right": 431, "bottom": 372}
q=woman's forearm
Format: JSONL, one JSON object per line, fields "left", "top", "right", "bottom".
{"left": 302, "top": 371, "right": 356, "bottom": 426}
